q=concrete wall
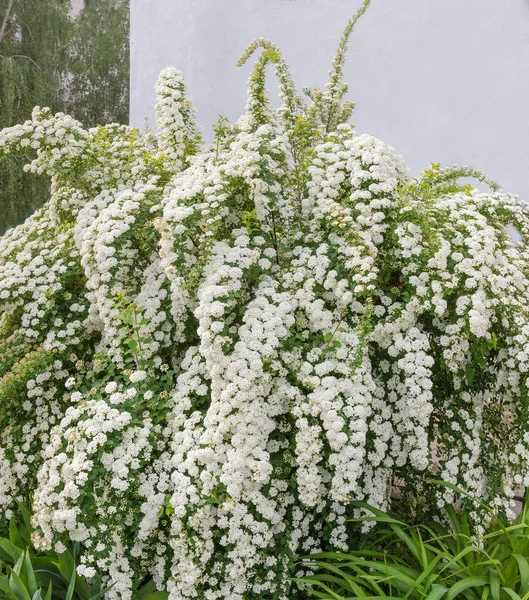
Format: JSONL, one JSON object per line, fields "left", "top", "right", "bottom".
{"left": 70, "top": 0, "right": 84, "bottom": 17}
{"left": 130, "top": 0, "right": 529, "bottom": 199}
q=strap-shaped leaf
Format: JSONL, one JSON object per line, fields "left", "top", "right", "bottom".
{"left": 9, "top": 569, "right": 31, "bottom": 600}
{"left": 446, "top": 576, "right": 490, "bottom": 600}
{"left": 24, "top": 550, "right": 38, "bottom": 598}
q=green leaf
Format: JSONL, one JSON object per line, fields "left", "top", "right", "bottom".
{"left": 136, "top": 579, "right": 157, "bottom": 599}
{"left": 503, "top": 589, "right": 522, "bottom": 600}
{"left": 0, "top": 538, "right": 22, "bottom": 563}
{"left": 88, "top": 581, "right": 116, "bottom": 600}
{"left": 489, "top": 569, "right": 501, "bottom": 600}
{"left": 290, "top": 577, "right": 347, "bottom": 600}
{"left": 56, "top": 548, "right": 75, "bottom": 583}
{"left": 475, "top": 353, "right": 486, "bottom": 368}
{"left": 425, "top": 584, "right": 448, "bottom": 600}
{"left": 0, "top": 576, "right": 18, "bottom": 600}
{"left": 427, "top": 480, "right": 495, "bottom": 515}
{"left": 513, "top": 554, "right": 529, "bottom": 597}
{"left": 9, "top": 569, "right": 31, "bottom": 600}
{"left": 64, "top": 561, "right": 76, "bottom": 600}
{"left": 446, "top": 576, "right": 489, "bottom": 600}
{"left": 13, "top": 554, "right": 24, "bottom": 576}
{"left": 17, "top": 504, "right": 34, "bottom": 537}
{"left": 24, "top": 550, "right": 38, "bottom": 598}
{"left": 487, "top": 333, "right": 498, "bottom": 350}
{"left": 9, "top": 520, "right": 25, "bottom": 549}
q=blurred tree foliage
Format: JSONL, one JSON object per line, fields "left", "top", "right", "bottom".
{"left": 64, "top": 0, "right": 129, "bottom": 127}
{"left": 0, "top": 0, "right": 70, "bottom": 232}
{"left": 0, "top": 0, "right": 130, "bottom": 234}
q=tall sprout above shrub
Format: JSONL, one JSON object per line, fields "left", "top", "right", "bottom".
{"left": 1, "top": 0, "right": 529, "bottom": 598}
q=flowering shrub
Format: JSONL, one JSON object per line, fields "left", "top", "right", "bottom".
{"left": 1, "top": 1, "right": 529, "bottom": 598}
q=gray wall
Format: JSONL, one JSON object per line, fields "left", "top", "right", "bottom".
{"left": 130, "top": 0, "right": 529, "bottom": 199}
{"left": 70, "top": 0, "right": 84, "bottom": 17}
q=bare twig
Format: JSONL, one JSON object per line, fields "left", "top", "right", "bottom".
{"left": 0, "top": 53, "right": 41, "bottom": 69}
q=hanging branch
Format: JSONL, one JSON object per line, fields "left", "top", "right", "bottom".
{"left": 0, "top": 0, "right": 15, "bottom": 43}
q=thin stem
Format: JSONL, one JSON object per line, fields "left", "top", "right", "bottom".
{"left": 132, "top": 307, "right": 143, "bottom": 368}
{"left": 290, "top": 147, "right": 302, "bottom": 210}
{"left": 270, "top": 210, "right": 280, "bottom": 266}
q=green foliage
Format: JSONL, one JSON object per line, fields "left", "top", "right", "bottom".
{"left": 0, "top": 504, "right": 107, "bottom": 600}
{"left": 65, "top": 0, "right": 129, "bottom": 127}
{"left": 113, "top": 291, "right": 152, "bottom": 369}
{"left": 0, "top": 345, "right": 54, "bottom": 430}
{"left": 0, "top": 505, "right": 168, "bottom": 600}
{"left": 0, "top": 0, "right": 130, "bottom": 234}
{"left": 296, "top": 488, "right": 529, "bottom": 600}
{"left": 0, "top": 0, "right": 71, "bottom": 233}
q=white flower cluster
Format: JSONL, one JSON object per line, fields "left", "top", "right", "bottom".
{"left": 1, "top": 30, "right": 529, "bottom": 600}
{"left": 155, "top": 67, "right": 200, "bottom": 170}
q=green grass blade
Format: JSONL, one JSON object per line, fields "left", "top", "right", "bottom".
{"left": 488, "top": 569, "right": 501, "bottom": 600}
{"left": 503, "top": 588, "right": 523, "bottom": 600}
{"left": 55, "top": 549, "right": 75, "bottom": 583}
{"left": 427, "top": 481, "right": 494, "bottom": 517}
{"left": 437, "top": 545, "right": 482, "bottom": 577}
{"left": 9, "top": 569, "right": 31, "bottom": 600}
{"left": 136, "top": 579, "right": 157, "bottom": 598}
{"left": 9, "top": 520, "right": 26, "bottom": 549}
{"left": 446, "top": 575, "right": 489, "bottom": 600}
{"left": 424, "top": 583, "right": 448, "bottom": 600}
{"left": 0, "top": 538, "right": 22, "bottom": 563}
{"left": 513, "top": 554, "right": 529, "bottom": 597}
{"left": 13, "top": 554, "right": 24, "bottom": 576}
{"left": 294, "top": 578, "right": 346, "bottom": 600}
{"left": 16, "top": 504, "right": 33, "bottom": 535}
{"left": 88, "top": 581, "right": 116, "bottom": 600}
{"left": 64, "top": 559, "right": 77, "bottom": 600}
{"left": 24, "top": 550, "right": 38, "bottom": 598}
{"left": 0, "top": 576, "right": 18, "bottom": 600}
